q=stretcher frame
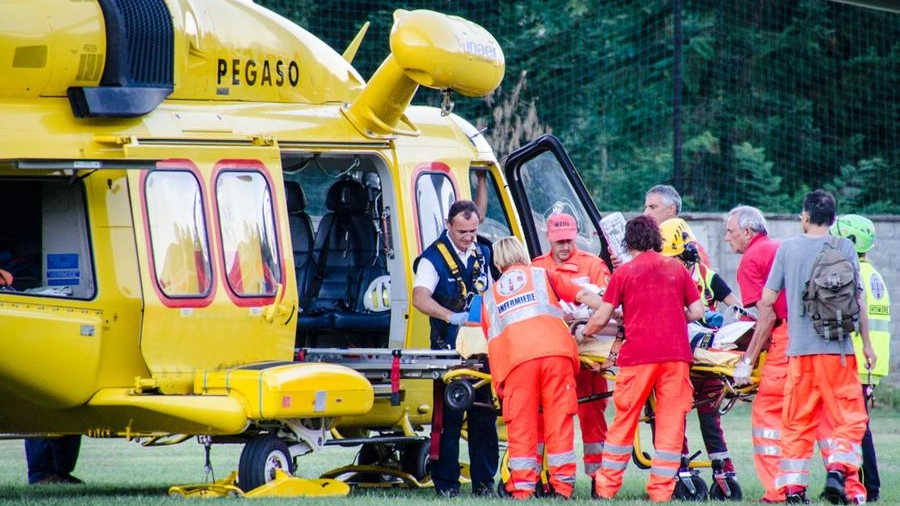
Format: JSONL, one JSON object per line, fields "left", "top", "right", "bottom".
{"left": 299, "top": 347, "right": 483, "bottom": 489}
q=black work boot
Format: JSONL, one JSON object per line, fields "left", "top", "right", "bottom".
{"left": 785, "top": 487, "right": 811, "bottom": 505}
{"left": 823, "top": 470, "right": 848, "bottom": 505}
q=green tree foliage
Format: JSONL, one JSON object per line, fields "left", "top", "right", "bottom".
{"left": 255, "top": 0, "right": 898, "bottom": 214}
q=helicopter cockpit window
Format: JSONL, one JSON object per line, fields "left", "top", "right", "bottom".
{"left": 145, "top": 171, "right": 213, "bottom": 297}
{"left": 414, "top": 172, "right": 456, "bottom": 249}
{"left": 216, "top": 171, "right": 281, "bottom": 297}
{"left": 518, "top": 151, "right": 603, "bottom": 257}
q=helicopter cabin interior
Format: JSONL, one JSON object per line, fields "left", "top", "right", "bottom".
{"left": 282, "top": 153, "right": 395, "bottom": 349}
{"left": 0, "top": 177, "right": 94, "bottom": 299}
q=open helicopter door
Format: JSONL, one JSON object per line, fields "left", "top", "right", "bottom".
{"left": 503, "top": 134, "right": 611, "bottom": 267}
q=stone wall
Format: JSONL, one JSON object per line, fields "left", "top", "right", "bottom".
{"left": 609, "top": 212, "right": 900, "bottom": 386}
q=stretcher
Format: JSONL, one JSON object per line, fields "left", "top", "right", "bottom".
{"left": 443, "top": 325, "right": 761, "bottom": 500}
{"left": 297, "top": 320, "right": 761, "bottom": 497}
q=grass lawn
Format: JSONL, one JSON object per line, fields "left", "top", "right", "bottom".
{"left": 0, "top": 403, "right": 897, "bottom": 505}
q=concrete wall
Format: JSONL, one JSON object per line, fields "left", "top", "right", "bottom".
{"left": 609, "top": 212, "right": 900, "bottom": 386}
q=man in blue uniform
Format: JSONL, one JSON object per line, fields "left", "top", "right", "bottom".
{"left": 412, "top": 199, "right": 498, "bottom": 497}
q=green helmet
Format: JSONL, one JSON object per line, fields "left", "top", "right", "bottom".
{"left": 831, "top": 214, "right": 875, "bottom": 253}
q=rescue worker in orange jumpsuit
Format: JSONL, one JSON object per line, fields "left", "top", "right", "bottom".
{"left": 735, "top": 190, "right": 876, "bottom": 505}
{"left": 481, "top": 236, "right": 600, "bottom": 500}
{"left": 532, "top": 212, "right": 612, "bottom": 492}
{"left": 660, "top": 218, "right": 742, "bottom": 496}
{"left": 725, "top": 205, "right": 791, "bottom": 503}
{"left": 584, "top": 215, "right": 705, "bottom": 501}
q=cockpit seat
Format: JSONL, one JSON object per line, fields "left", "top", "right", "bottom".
{"left": 298, "top": 179, "right": 389, "bottom": 333}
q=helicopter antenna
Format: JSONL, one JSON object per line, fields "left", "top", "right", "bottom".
{"left": 342, "top": 21, "right": 370, "bottom": 64}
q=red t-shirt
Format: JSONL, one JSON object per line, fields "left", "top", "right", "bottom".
{"left": 737, "top": 233, "right": 787, "bottom": 319}
{"left": 602, "top": 251, "right": 699, "bottom": 365}
{"left": 532, "top": 248, "right": 611, "bottom": 301}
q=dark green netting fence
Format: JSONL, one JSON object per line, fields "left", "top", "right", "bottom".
{"left": 257, "top": 0, "right": 899, "bottom": 214}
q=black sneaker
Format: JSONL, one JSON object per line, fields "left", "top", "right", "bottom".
{"left": 823, "top": 470, "right": 848, "bottom": 505}
{"left": 58, "top": 474, "right": 84, "bottom": 485}
{"left": 437, "top": 488, "right": 460, "bottom": 498}
{"left": 473, "top": 483, "right": 497, "bottom": 497}
{"left": 591, "top": 477, "right": 601, "bottom": 500}
{"left": 786, "top": 490, "right": 811, "bottom": 504}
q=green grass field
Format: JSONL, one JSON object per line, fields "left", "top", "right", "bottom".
{"left": 0, "top": 402, "right": 897, "bottom": 505}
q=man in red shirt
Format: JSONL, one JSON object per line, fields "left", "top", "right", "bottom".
{"left": 532, "top": 213, "right": 612, "bottom": 493}
{"left": 724, "top": 205, "right": 789, "bottom": 503}
{"left": 584, "top": 215, "right": 704, "bottom": 501}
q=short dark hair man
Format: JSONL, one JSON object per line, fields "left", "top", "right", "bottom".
{"left": 739, "top": 190, "right": 876, "bottom": 505}
{"left": 412, "top": 199, "right": 498, "bottom": 497}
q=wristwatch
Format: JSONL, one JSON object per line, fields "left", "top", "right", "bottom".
{"left": 740, "top": 356, "right": 752, "bottom": 366}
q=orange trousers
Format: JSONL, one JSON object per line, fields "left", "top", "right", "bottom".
{"left": 576, "top": 367, "right": 609, "bottom": 477}
{"left": 594, "top": 362, "right": 693, "bottom": 502}
{"left": 500, "top": 356, "right": 578, "bottom": 500}
{"left": 817, "top": 411, "right": 867, "bottom": 502}
{"left": 751, "top": 324, "right": 789, "bottom": 502}
{"left": 776, "top": 354, "right": 869, "bottom": 498}
{"left": 537, "top": 368, "right": 609, "bottom": 476}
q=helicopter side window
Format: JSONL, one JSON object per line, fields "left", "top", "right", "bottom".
{"left": 145, "top": 171, "right": 213, "bottom": 297}
{"left": 469, "top": 167, "right": 512, "bottom": 243}
{"left": 216, "top": 170, "right": 282, "bottom": 298}
{"left": 0, "top": 179, "right": 95, "bottom": 298}
{"left": 414, "top": 171, "right": 456, "bottom": 250}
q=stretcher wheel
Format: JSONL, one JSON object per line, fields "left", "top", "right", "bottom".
{"left": 400, "top": 438, "right": 431, "bottom": 480}
{"left": 673, "top": 474, "right": 708, "bottom": 501}
{"left": 237, "top": 434, "right": 295, "bottom": 492}
{"left": 444, "top": 380, "right": 475, "bottom": 411}
{"left": 709, "top": 476, "right": 743, "bottom": 501}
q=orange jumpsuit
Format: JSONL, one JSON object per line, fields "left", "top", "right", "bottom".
{"left": 737, "top": 233, "right": 790, "bottom": 502}
{"left": 592, "top": 251, "right": 699, "bottom": 501}
{"left": 532, "top": 248, "right": 611, "bottom": 477}
{"left": 482, "top": 265, "right": 580, "bottom": 499}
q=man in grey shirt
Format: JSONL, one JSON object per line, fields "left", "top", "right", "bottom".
{"left": 738, "top": 189, "right": 875, "bottom": 505}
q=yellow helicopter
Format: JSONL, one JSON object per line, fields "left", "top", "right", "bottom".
{"left": 0, "top": 0, "right": 613, "bottom": 497}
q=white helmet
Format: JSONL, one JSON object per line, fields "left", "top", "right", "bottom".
{"left": 363, "top": 275, "right": 391, "bottom": 312}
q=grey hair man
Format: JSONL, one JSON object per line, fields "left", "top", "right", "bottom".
{"left": 723, "top": 206, "right": 769, "bottom": 254}
{"left": 643, "top": 185, "right": 682, "bottom": 225}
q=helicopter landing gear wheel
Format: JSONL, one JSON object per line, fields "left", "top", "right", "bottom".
{"left": 237, "top": 434, "right": 294, "bottom": 492}
{"left": 444, "top": 380, "right": 475, "bottom": 411}
{"left": 673, "top": 473, "right": 709, "bottom": 501}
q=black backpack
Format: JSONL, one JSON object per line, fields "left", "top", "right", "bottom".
{"left": 801, "top": 238, "right": 860, "bottom": 341}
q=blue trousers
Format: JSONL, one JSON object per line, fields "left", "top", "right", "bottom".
{"left": 25, "top": 436, "right": 81, "bottom": 484}
{"left": 432, "top": 379, "right": 499, "bottom": 495}
{"left": 860, "top": 385, "right": 880, "bottom": 499}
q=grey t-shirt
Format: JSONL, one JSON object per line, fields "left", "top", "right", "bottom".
{"left": 766, "top": 234, "right": 860, "bottom": 357}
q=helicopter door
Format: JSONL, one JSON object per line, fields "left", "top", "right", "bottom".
{"left": 503, "top": 134, "right": 610, "bottom": 266}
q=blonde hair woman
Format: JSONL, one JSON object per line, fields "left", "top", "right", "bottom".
{"left": 481, "top": 236, "right": 598, "bottom": 499}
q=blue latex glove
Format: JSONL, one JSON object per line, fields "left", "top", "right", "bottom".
{"left": 704, "top": 310, "right": 724, "bottom": 328}
{"left": 448, "top": 312, "right": 469, "bottom": 326}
